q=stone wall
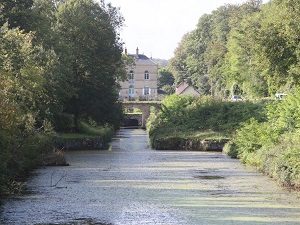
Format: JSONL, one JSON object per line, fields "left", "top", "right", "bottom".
{"left": 151, "top": 137, "right": 230, "bottom": 151}
{"left": 56, "top": 138, "right": 107, "bottom": 150}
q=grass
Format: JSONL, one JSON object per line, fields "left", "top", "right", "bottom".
{"left": 57, "top": 121, "right": 114, "bottom": 140}
{"left": 153, "top": 127, "right": 229, "bottom": 140}
{"left": 180, "top": 130, "right": 230, "bottom": 140}
{"left": 57, "top": 133, "right": 101, "bottom": 139}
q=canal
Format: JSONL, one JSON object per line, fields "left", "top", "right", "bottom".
{"left": 1, "top": 129, "right": 300, "bottom": 224}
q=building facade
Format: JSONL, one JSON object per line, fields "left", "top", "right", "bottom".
{"left": 119, "top": 48, "right": 158, "bottom": 101}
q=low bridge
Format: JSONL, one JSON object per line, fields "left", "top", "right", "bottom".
{"left": 122, "top": 101, "right": 161, "bottom": 128}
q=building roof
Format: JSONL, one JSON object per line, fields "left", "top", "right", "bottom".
{"left": 176, "top": 82, "right": 200, "bottom": 96}
{"left": 128, "top": 54, "right": 157, "bottom": 66}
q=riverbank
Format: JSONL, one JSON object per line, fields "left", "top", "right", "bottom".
{"left": 1, "top": 129, "right": 300, "bottom": 225}
{"left": 147, "top": 94, "right": 300, "bottom": 190}
{"left": 0, "top": 123, "right": 114, "bottom": 198}
{"left": 151, "top": 136, "right": 230, "bottom": 151}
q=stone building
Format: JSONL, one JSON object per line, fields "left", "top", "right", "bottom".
{"left": 119, "top": 48, "right": 158, "bottom": 101}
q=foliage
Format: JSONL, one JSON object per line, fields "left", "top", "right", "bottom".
{"left": 0, "top": 0, "right": 34, "bottom": 32}
{"left": 158, "top": 67, "right": 175, "bottom": 89}
{"left": 0, "top": 0, "right": 126, "bottom": 196}
{"left": 78, "top": 121, "right": 114, "bottom": 141}
{"left": 55, "top": 0, "right": 125, "bottom": 130}
{"left": 152, "top": 58, "right": 169, "bottom": 67}
{"left": 0, "top": 114, "right": 55, "bottom": 196}
{"left": 229, "top": 91, "right": 300, "bottom": 188}
{"left": 58, "top": 121, "right": 115, "bottom": 145}
{"left": 148, "top": 95, "right": 266, "bottom": 146}
{"left": 0, "top": 26, "right": 56, "bottom": 195}
{"left": 161, "top": 84, "right": 175, "bottom": 95}
{"left": 170, "top": 0, "right": 300, "bottom": 98}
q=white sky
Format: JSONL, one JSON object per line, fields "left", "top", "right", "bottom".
{"left": 104, "top": 0, "right": 270, "bottom": 59}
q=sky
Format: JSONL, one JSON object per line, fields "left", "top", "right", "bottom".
{"left": 103, "top": 0, "right": 270, "bottom": 60}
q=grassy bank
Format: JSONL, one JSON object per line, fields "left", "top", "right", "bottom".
{"left": 0, "top": 120, "right": 56, "bottom": 197}
{"left": 224, "top": 92, "right": 300, "bottom": 189}
{"left": 148, "top": 94, "right": 300, "bottom": 190}
{"left": 57, "top": 122, "right": 114, "bottom": 145}
{"left": 0, "top": 121, "right": 114, "bottom": 198}
{"left": 148, "top": 95, "right": 266, "bottom": 149}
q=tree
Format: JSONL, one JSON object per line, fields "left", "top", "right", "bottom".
{"left": 0, "top": 23, "right": 57, "bottom": 195}
{"left": 55, "top": 0, "right": 125, "bottom": 129}
{"left": 0, "top": 24, "right": 55, "bottom": 117}
{"left": 157, "top": 67, "right": 175, "bottom": 95}
{"left": 158, "top": 67, "right": 174, "bottom": 88}
{"left": 0, "top": 0, "right": 34, "bottom": 32}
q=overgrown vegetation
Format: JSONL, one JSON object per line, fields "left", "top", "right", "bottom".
{"left": 149, "top": 93, "right": 300, "bottom": 189}
{"left": 59, "top": 122, "right": 115, "bottom": 146}
{"left": 224, "top": 91, "right": 300, "bottom": 189}
{"left": 148, "top": 95, "right": 266, "bottom": 147}
{"left": 0, "top": 114, "right": 55, "bottom": 196}
{"left": 0, "top": 0, "right": 126, "bottom": 197}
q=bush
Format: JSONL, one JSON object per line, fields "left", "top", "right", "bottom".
{"left": 0, "top": 116, "right": 55, "bottom": 196}
{"left": 78, "top": 121, "right": 114, "bottom": 144}
{"left": 223, "top": 140, "right": 238, "bottom": 158}
{"left": 53, "top": 113, "right": 75, "bottom": 133}
{"left": 227, "top": 90, "right": 300, "bottom": 189}
{"left": 147, "top": 95, "right": 266, "bottom": 147}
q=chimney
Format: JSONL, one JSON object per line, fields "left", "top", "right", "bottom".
{"left": 125, "top": 48, "right": 127, "bottom": 55}
{"left": 136, "top": 47, "right": 139, "bottom": 58}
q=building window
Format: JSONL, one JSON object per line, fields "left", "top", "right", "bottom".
{"left": 144, "top": 70, "right": 149, "bottom": 80}
{"left": 129, "top": 70, "right": 134, "bottom": 80}
{"left": 129, "top": 85, "right": 135, "bottom": 95}
{"left": 143, "top": 86, "right": 150, "bottom": 95}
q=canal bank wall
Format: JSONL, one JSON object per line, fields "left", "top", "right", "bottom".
{"left": 55, "top": 137, "right": 108, "bottom": 150}
{"left": 151, "top": 137, "right": 230, "bottom": 151}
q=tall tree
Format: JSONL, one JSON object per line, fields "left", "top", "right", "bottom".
{"left": 158, "top": 67, "right": 175, "bottom": 95}
{"left": 0, "top": 0, "right": 34, "bottom": 32}
{"left": 158, "top": 67, "right": 174, "bottom": 89}
{"left": 55, "top": 0, "right": 125, "bottom": 129}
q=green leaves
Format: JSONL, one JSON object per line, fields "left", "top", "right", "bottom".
{"left": 170, "top": 0, "right": 300, "bottom": 98}
{"left": 229, "top": 90, "right": 300, "bottom": 188}
{"left": 148, "top": 95, "right": 266, "bottom": 144}
{"left": 0, "top": 0, "right": 126, "bottom": 195}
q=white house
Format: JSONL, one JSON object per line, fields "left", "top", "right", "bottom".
{"left": 119, "top": 48, "right": 158, "bottom": 101}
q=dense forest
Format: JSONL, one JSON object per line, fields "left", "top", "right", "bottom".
{"left": 0, "top": 0, "right": 127, "bottom": 196}
{"left": 169, "top": 0, "right": 300, "bottom": 99}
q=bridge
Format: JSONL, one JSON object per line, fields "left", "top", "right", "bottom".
{"left": 122, "top": 101, "right": 161, "bottom": 128}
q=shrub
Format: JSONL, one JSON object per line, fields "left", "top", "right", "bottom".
{"left": 228, "top": 90, "right": 300, "bottom": 189}
{"left": 78, "top": 121, "right": 114, "bottom": 144}
{"left": 223, "top": 140, "right": 239, "bottom": 158}
{"left": 0, "top": 116, "right": 55, "bottom": 196}
{"left": 259, "top": 133, "right": 300, "bottom": 188}
{"left": 148, "top": 95, "right": 266, "bottom": 148}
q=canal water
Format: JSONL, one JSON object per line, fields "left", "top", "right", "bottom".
{"left": 1, "top": 129, "right": 300, "bottom": 225}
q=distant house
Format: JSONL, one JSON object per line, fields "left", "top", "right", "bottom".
{"left": 176, "top": 82, "right": 200, "bottom": 97}
{"left": 119, "top": 48, "right": 158, "bottom": 101}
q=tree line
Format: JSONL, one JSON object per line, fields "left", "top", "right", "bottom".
{"left": 1, "top": 0, "right": 127, "bottom": 132}
{"left": 0, "top": 0, "right": 126, "bottom": 196}
{"left": 169, "top": 0, "right": 300, "bottom": 98}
